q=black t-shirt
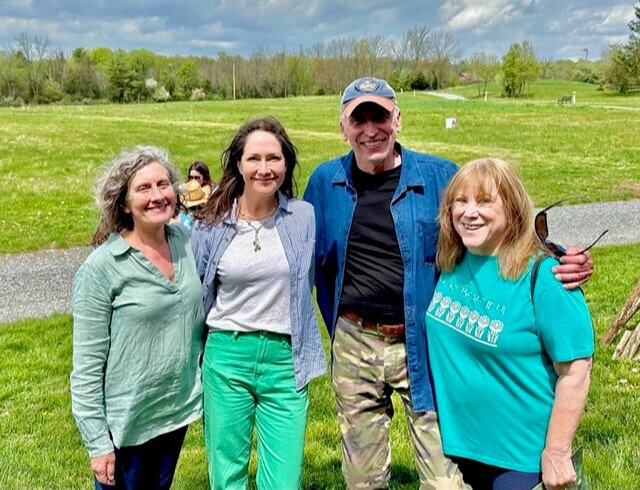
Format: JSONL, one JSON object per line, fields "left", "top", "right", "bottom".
{"left": 339, "top": 163, "right": 405, "bottom": 324}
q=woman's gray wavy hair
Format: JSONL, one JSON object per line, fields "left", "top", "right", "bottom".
{"left": 91, "top": 146, "right": 182, "bottom": 245}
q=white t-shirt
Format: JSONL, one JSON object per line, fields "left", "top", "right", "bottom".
{"left": 206, "top": 216, "right": 292, "bottom": 335}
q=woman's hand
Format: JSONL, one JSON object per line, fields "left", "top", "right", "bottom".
{"left": 91, "top": 452, "right": 116, "bottom": 486}
{"left": 541, "top": 447, "right": 576, "bottom": 489}
{"left": 552, "top": 248, "right": 594, "bottom": 289}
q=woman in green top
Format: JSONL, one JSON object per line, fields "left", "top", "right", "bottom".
{"left": 70, "top": 146, "right": 205, "bottom": 489}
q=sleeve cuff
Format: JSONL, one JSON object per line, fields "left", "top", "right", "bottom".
{"left": 86, "top": 434, "right": 115, "bottom": 458}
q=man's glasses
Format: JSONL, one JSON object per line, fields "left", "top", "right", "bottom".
{"left": 534, "top": 198, "right": 608, "bottom": 258}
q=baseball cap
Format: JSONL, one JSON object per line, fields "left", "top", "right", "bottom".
{"left": 341, "top": 77, "right": 396, "bottom": 117}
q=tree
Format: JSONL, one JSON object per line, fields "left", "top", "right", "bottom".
{"left": 108, "top": 49, "right": 128, "bottom": 102}
{"left": 47, "top": 48, "right": 67, "bottom": 91}
{"left": 285, "top": 49, "right": 314, "bottom": 96}
{"left": 520, "top": 41, "right": 540, "bottom": 91}
{"left": 426, "top": 30, "right": 460, "bottom": 89}
{"left": 390, "top": 26, "right": 460, "bottom": 89}
{"left": 625, "top": 5, "right": 640, "bottom": 84}
{"left": 629, "top": 4, "right": 640, "bottom": 44}
{"left": 352, "top": 39, "right": 375, "bottom": 77}
{"left": 388, "top": 67, "right": 413, "bottom": 92}
{"left": 66, "top": 48, "right": 100, "bottom": 100}
{"left": 0, "top": 43, "right": 28, "bottom": 101}
{"left": 501, "top": 41, "right": 539, "bottom": 97}
{"left": 410, "top": 71, "right": 429, "bottom": 90}
{"left": 603, "top": 6, "right": 640, "bottom": 93}
{"left": 326, "top": 37, "right": 357, "bottom": 89}
{"left": 392, "top": 25, "right": 431, "bottom": 71}
{"left": 124, "top": 49, "right": 158, "bottom": 101}
{"left": 469, "top": 52, "right": 500, "bottom": 96}
{"left": 502, "top": 43, "right": 523, "bottom": 97}
{"left": 14, "top": 33, "right": 51, "bottom": 103}
{"left": 176, "top": 59, "right": 200, "bottom": 97}
{"left": 603, "top": 44, "right": 635, "bottom": 94}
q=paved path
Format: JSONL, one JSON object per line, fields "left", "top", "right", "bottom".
{"left": 0, "top": 247, "right": 90, "bottom": 324}
{"left": 1, "top": 199, "right": 639, "bottom": 325}
{"left": 423, "top": 92, "right": 467, "bottom": 100}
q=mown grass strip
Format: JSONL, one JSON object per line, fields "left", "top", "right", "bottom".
{"left": 1, "top": 80, "right": 639, "bottom": 253}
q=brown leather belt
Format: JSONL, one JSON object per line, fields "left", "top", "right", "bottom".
{"left": 341, "top": 310, "right": 405, "bottom": 337}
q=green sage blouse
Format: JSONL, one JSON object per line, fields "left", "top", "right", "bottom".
{"left": 70, "top": 224, "right": 205, "bottom": 457}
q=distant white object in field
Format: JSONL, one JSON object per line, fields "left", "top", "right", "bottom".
{"left": 445, "top": 117, "right": 458, "bottom": 129}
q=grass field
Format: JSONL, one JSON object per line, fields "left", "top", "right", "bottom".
{"left": 1, "top": 79, "right": 639, "bottom": 253}
{"left": 1, "top": 244, "right": 639, "bottom": 489}
{"left": 1, "top": 79, "right": 639, "bottom": 488}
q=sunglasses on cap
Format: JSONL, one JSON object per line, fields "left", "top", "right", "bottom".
{"left": 534, "top": 198, "right": 608, "bottom": 259}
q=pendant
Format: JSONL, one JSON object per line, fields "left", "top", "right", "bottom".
{"left": 253, "top": 233, "right": 261, "bottom": 252}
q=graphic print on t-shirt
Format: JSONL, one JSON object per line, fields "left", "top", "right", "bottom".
{"left": 426, "top": 275, "right": 508, "bottom": 347}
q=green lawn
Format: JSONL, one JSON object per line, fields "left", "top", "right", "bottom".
{"left": 1, "top": 244, "right": 639, "bottom": 489}
{"left": 1, "top": 79, "right": 639, "bottom": 253}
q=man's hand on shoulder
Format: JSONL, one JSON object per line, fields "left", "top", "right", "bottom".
{"left": 552, "top": 248, "right": 594, "bottom": 290}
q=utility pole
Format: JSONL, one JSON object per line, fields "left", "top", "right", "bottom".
{"left": 582, "top": 48, "right": 588, "bottom": 61}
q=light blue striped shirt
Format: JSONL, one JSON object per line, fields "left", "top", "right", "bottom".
{"left": 191, "top": 193, "right": 326, "bottom": 389}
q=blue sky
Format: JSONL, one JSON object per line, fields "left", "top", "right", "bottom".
{"left": 0, "top": 1, "right": 636, "bottom": 60}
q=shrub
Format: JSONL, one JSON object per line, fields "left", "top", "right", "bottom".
{"left": 190, "top": 88, "right": 206, "bottom": 101}
{"left": 152, "top": 85, "right": 171, "bottom": 102}
{"left": 0, "top": 96, "right": 26, "bottom": 107}
{"left": 39, "top": 81, "right": 65, "bottom": 104}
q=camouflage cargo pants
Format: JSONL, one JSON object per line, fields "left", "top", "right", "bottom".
{"left": 332, "top": 315, "right": 470, "bottom": 490}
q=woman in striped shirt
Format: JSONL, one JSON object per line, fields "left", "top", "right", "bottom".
{"left": 192, "top": 117, "right": 326, "bottom": 489}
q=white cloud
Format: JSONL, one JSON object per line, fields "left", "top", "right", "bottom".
{"left": 0, "top": 0, "right": 635, "bottom": 60}
{"left": 441, "top": 0, "right": 518, "bottom": 31}
{"left": 599, "top": 4, "right": 636, "bottom": 30}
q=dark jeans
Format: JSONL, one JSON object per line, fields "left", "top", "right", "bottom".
{"left": 451, "top": 456, "right": 542, "bottom": 490}
{"left": 94, "top": 425, "right": 188, "bottom": 490}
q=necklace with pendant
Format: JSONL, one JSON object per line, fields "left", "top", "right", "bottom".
{"left": 238, "top": 200, "right": 277, "bottom": 252}
{"left": 244, "top": 220, "right": 264, "bottom": 252}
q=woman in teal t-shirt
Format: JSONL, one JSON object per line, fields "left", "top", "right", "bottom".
{"left": 426, "top": 158, "right": 594, "bottom": 490}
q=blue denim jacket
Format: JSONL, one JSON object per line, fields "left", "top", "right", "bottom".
{"left": 303, "top": 144, "right": 457, "bottom": 412}
{"left": 191, "top": 193, "right": 326, "bottom": 390}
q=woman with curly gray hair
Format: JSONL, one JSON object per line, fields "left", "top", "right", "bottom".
{"left": 71, "top": 146, "right": 205, "bottom": 489}
{"left": 90, "top": 146, "right": 182, "bottom": 245}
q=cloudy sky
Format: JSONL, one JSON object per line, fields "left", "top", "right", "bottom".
{"left": 0, "top": 1, "right": 636, "bottom": 61}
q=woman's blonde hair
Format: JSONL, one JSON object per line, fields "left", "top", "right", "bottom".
{"left": 436, "top": 158, "right": 541, "bottom": 280}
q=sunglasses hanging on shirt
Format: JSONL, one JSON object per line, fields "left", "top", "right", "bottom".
{"left": 534, "top": 198, "right": 609, "bottom": 259}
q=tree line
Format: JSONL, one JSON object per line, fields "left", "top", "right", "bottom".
{"left": 0, "top": 22, "right": 633, "bottom": 107}
{"left": 601, "top": 5, "right": 640, "bottom": 94}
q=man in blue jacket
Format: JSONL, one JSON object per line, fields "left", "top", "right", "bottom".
{"left": 303, "top": 76, "right": 593, "bottom": 489}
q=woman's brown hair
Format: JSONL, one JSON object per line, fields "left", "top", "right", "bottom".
{"left": 200, "top": 116, "right": 298, "bottom": 225}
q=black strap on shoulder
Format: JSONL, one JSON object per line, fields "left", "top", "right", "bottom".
{"left": 530, "top": 254, "right": 548, "bottom": 299}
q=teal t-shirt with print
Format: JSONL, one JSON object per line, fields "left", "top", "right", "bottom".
{"left": 426, "top": 252, "right": 594, "bottom": 472}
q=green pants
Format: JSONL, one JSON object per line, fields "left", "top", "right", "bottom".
{"left": 203, "top": 330, "right": 308, "bottom": 490}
